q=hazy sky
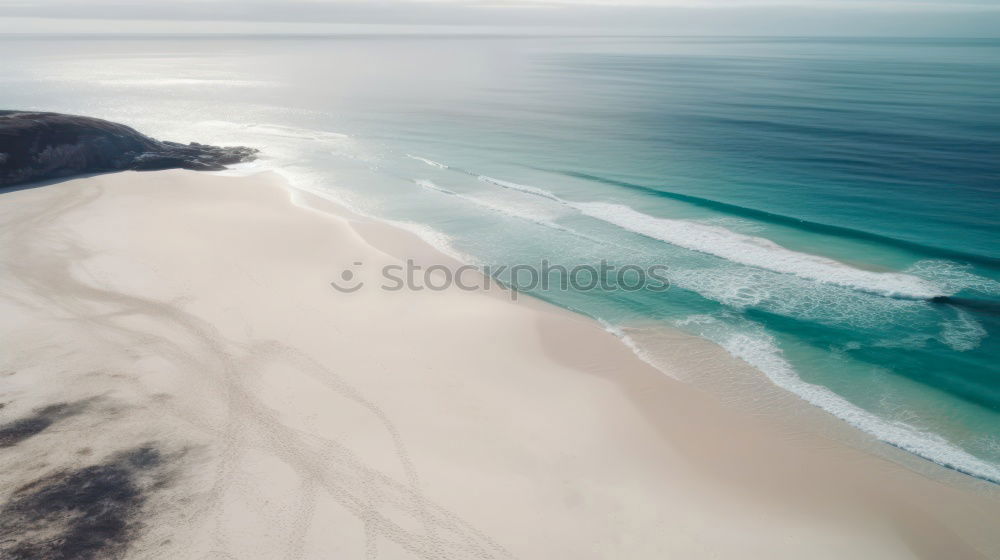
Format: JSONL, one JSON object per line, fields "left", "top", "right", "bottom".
{"left": 2, "top": 0, "right": 999, "bottom": 36}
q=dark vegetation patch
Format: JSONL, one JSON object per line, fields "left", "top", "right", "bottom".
{"left": 0, "top": 401, "right": 88, "bottom": 448}
{"left": 0, "top": 446, "right": 164, "bottom": 560}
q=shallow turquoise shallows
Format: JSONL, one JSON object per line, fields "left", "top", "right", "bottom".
{"left": 3, "top": 34, "right": 998, "bottom": 481}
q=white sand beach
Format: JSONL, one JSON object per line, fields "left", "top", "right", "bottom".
{"left": 1, "top": 169, "right": 999, "bottom": 559}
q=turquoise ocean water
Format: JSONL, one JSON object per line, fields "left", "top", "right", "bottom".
{"left": 2, "top": 34, "right": 998, "bottom": 480}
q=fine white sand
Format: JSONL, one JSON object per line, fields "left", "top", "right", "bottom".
{"left": 1, "top": 169, "right": 998, "bottom": 559}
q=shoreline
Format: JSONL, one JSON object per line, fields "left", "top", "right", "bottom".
{"left": 1, "top": 169, "right": 998, "bottom": 558}
{"left": 289, "top": 173, "right": 1000, "bottom": 491}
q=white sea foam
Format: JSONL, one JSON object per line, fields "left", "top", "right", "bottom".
{"left": 573, "top": 202, "right": 946, "bottom": 300}
{"left": 406, "top": 155, "right": 449, "bottom": 169}
{"left": 384, "top": 220, "right": 470, "bottom": 263}
{"left": 670, "top": 267, "right": 773, "bottom": 309}
{"left": 414, "top": 179, "right": 457, "bottom": 196}
{"left": 415, "top": 179, "right": 586, "bottom": 239}
{"left": 477, "top": 175, "right": 567, "bottom": 203}
{"left": 668, "top": 262, "right": 932, "bottom": 331}
{"left": 939, "top": 309, "right": 987, "bottom": 352}
{"left": 675, "top": 315, "right": 1000, "bottom": 483}
{"left": 599, "top": 321, "right": 684, "bottom": 381}
{"left": 695, "top": 216, "right": 766, "bottom": 233}
{"left": 907, "top": 260, "right": 1000, "bottom": 296}
{"left": 283, "top": 174, "right": 374, "bottom": 220}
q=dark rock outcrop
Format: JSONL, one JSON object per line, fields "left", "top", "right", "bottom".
{"left": 0, "top": 111, "right": 258, "bottom": 187}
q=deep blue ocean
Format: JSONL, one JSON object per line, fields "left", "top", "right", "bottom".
{"left": 2, "top": 34, "right": 998, "bottom": 480}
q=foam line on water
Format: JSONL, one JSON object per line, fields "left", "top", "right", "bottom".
{"left": 406, "top": 154, "right": 449, "bottom": 169}
{"left": 477, "top": 175, "right": 567, "bottom": 203}
{"left": 414, "top": 179, "right": 457, "bottom": 196}
{"left": 549, "top": 169, "right": 1000, "bottom": 268}
{"left": 939, "top": 308, "right": 987, "bottom": 352}
{"left": 675, "top": 315, "right": 1000, "bottom": 483}
{"left": 908, "top": 260, "right": 1000, "bottom": 297}
{"left": 414, "top": 179, "right": 604, "bottom": 244}
{"left": 416, "top": 179, "right": 563, "bottom": 229}
{"left": 572, "top": 202, "right": 946, "bottom": 299}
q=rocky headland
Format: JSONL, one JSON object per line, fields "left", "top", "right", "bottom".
{"left": 0, "top": 111, "right": 257, "bottom": 187}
